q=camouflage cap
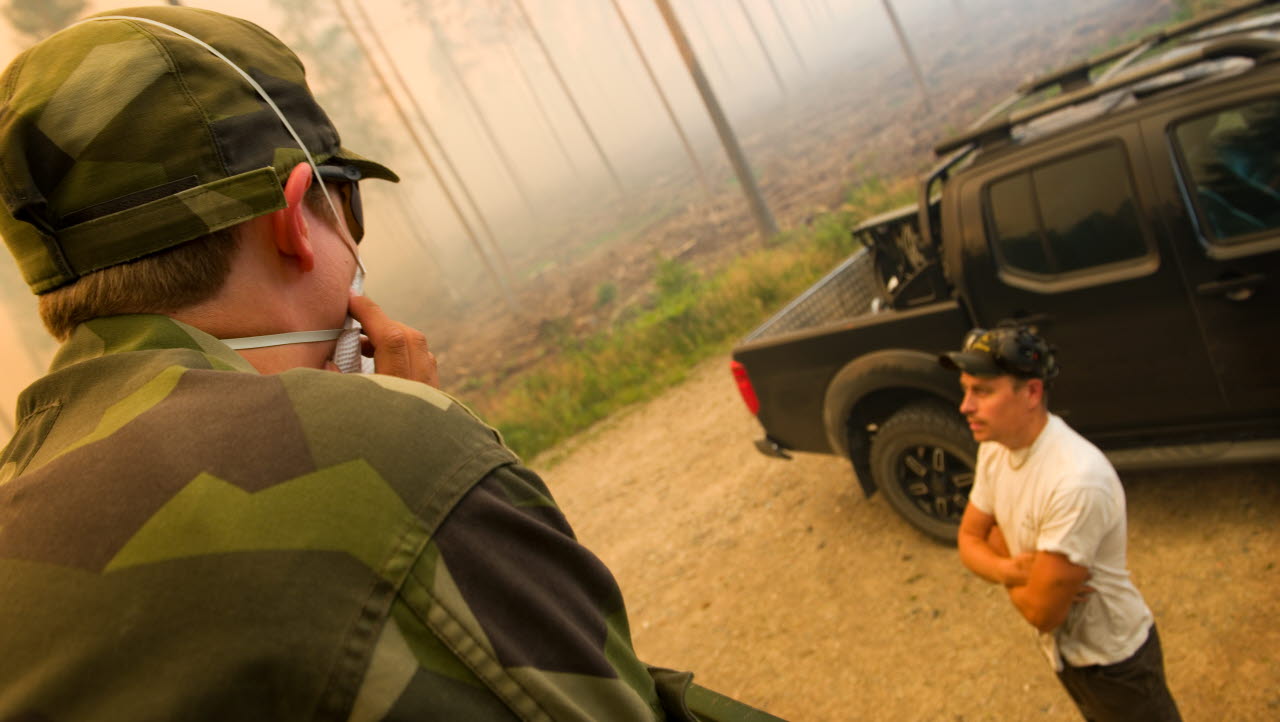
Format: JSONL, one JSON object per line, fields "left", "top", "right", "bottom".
{"left": 0, "top": 6, "right": 398, "bottom": 294}
{"left": 939, "top": 325, "right": 1060, "bottom": 380}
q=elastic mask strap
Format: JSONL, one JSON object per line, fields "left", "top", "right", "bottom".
{"left": 75, "top": 15, "right": 364, "bottom": 273}
{"left": 221, "top": 329, "right": 343, "bottom": 350}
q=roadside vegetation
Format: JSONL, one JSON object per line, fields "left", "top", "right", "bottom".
{"left": 1175, "top": 0, "right": 1236, "bottom": 20}
{"left": 482, "top": 176, "right": 916, "bottom": 461}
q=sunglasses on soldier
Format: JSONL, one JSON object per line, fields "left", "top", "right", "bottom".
{"left": 315, "top": 164, "right": 364, "bottom": 244}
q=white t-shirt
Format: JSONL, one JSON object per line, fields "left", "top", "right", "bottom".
{"left": 968, "top": 414, "right": 1153, "bottom": 671}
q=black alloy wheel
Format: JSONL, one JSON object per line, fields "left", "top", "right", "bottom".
{"left": 867, "top": 401, "right": 978, "bottom": 544}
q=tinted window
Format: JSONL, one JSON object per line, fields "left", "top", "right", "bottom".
{"left": 1174, "top": 98, "right": 1280, "bottom": 242}
{"left": 988, "top": 174, "right": 1049, "bottom": 273}
{"left": 985, "top": 144, "right": 1148, "bottom": 276}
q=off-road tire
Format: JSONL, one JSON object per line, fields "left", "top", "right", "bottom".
{"left": 868, "top": 401, "right": 977, "bottom": 544}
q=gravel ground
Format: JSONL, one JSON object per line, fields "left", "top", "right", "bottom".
{"left": 532, "top": 355, "right": 1280, "bottom": 721}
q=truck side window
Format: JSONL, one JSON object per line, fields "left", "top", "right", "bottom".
{"left": 1173, "top": 98, "right": 1280, "bottom": 243}
{"left": 985, "top": 144, "right": 1148, "bottom": 277}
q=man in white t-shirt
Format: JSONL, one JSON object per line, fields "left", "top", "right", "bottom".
{"left": 941, "top": 326, "right": 1180, "bottom": 722}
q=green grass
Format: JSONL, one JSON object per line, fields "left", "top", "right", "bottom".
{"left": 478, "top": 176, "right": 917, "bottom": 461}
{"left": 1173, "top": 0, "right": 1236, "bottom": 22}
{"left": 594, "top": 281, "right": 618, "bottom": 308}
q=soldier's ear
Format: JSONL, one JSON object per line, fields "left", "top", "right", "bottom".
{"left": 270, "top": 163, "right": 315, "bottom": 272}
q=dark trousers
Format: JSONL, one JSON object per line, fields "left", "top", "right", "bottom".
{"left": 1055, "top": 624, "right": 1181, "bottom": 722}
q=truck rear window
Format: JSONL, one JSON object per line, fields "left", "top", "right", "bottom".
{"left": 1173, "top": 98, "right": 1280, "bottom": 243}
{"left": 985, "top": 143, "right": 1148, "bottom": 276}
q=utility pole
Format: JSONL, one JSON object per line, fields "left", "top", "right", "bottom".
{"left": 422, "top": 11, "right": 539, "bottom": 219}
{"left": 487, "top": 0, "right": 583, "bottom": 181}
{"left": 350, "top": 0, "right": 515, "bottom": 284}
{"left": 734, "top": 0, "right": 787, "bottom": 96}
{"left": 708, "top": 0, "right": 754, "bottom": 77}
{"left": 820, "top": 0, "right": 837, "bottom": 23}
{"left": 609, "top": 0, "right": 710, "bottom": 194}
{"left": 764, "top": 0, "right": 807, "bottom": 73}
{"left": 683, "top": 0, "right": 733, "bottom": 90}
{"left": 388, "top": 190, "right": 462, "bottom": 304}
{"left": 332, "top": 0, "right": 515, "bottom": 307}
{"left": 510, "top": 0, "right": 626, "bottom": 195}
{"left": 653, "top": 0, "right": 777, "bottom": 239}
{"left": 881, "top": 0, "right": 933, "bottom": 112}
{"left": 798, "top": 0, "right": 821, "bottom": 36}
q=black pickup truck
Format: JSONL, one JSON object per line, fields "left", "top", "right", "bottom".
{"left": 730, "top": 1, "right": 1280, "bottom": 543}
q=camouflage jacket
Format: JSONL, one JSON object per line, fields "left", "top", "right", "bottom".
{"left": 0, "top": 315, "right": 778, "bottom": 721}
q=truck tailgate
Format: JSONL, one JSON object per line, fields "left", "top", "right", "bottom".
{"left": 734, "top": 300, "right": 971, "bottom": 454}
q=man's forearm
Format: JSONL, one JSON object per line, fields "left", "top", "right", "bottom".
{"left": 1004, "top": 551, "right": 1091, "bottom": 634}
{"left": 1007, "top": 584, "right": 1068, "bottom": 633}
{"left": 958, "top": 533, "right": 1016, "bottom": 585}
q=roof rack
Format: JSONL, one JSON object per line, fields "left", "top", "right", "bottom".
{"left": 934, "top": 0, "right": 1280, "bottom": 156}
{"left": 1023, "top": 0, "right": 1278, "bottom": 96}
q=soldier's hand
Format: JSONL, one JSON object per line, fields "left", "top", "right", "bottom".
{"left": 347, "top": 293, "right": 439, "bottom": 387}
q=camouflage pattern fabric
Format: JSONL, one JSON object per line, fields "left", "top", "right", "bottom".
{"left": 0, "top": 315, "right": 788, "bottom": 721}
{"left": 0, "top": 6, "right": 397, "bottom": 294}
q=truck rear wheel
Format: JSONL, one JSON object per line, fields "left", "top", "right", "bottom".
{"left": 868, "top": 401, "right": 977, "bottom": 544}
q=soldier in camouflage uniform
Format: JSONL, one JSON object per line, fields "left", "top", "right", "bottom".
{"left": 0, "top": 7, "right": 781, "bottom": 721}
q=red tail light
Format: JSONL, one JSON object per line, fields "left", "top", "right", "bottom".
{"left": 730, "top": 360, "right": 760, "bottom": 415}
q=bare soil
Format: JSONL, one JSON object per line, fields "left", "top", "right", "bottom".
{"left": 533, "top": 356, "right": 1280, "bottom": 721}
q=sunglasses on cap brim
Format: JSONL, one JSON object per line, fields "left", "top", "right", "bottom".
{"left": 315, "top": 164, "right": 364, "bottom": 244}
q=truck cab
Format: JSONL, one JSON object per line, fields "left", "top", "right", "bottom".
{"left": 944, "top": 44, "right": 1279, "bottom": 446}
{"left": 731, "top": 2, "right": 1280, "bottom": 543}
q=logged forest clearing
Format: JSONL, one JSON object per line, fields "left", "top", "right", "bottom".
{"left": 422, "top": 0, "right": 1186, "bottom": 458}
{"left": 0, "top": 0, "right": 1210, "bottom": 439}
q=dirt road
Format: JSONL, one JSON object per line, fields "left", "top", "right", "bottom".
{"left": 531, "top": 356, "right": 1280, "bottom": 721}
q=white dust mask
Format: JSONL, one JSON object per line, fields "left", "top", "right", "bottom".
{"left": 221, "top": 261, "right": 373, "bottom": 374}
{"left": 330, "top": 265, "right": 375, "bottom": 374}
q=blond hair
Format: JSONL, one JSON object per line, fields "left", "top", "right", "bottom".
{"left": 38, "top": 228, "right": 241, "bottom": 341}
{"left": 38, "top": 184, "right": 341, "bottom": 341}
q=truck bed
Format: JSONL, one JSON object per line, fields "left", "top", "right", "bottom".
{"left": 744, "top": 247, "right": 880, "bottom": 343}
